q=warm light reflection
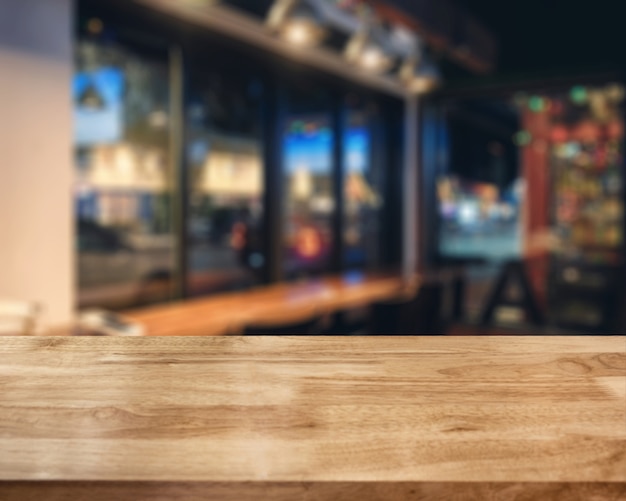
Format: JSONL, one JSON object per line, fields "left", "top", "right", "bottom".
{"left": 359, "top": 46, "right": 388, "bottom": 71}
{"left": 407, "top": 76, "right": 438, "bottom": 94}
{"left": 280, "top": 19, "right": 325, "bottom": 47}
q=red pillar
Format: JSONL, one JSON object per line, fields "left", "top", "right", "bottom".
{"left": 521, "top": 108, "right": 551, "bottom": 307}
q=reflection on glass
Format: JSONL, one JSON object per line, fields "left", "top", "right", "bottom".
{"left": 437, "top": 99, "right": 522, "bottom": 262}
{"left": 74, "top": 41, "right": 176, "bottom": 310}
{"left": 343, "top": 110, "right": 383, "bottom": 269}
{"left": 437, "top": 174, "right": 523, "bottom": 260}
{"left": 283, "top": 115, "right": 334, "bottom": 277}
{"left": 186, "top": 73, "right": 265, "bottom": 296}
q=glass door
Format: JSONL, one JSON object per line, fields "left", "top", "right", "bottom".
{"left": 185, "top": 67, "right": 266, "bottom": 296}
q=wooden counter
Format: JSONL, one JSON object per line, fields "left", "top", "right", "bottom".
{"left": 1, "top": 336, "right": 625, "bottom": 500}
{"left": 124, "top": 272, "right": 411, "bottom": 336}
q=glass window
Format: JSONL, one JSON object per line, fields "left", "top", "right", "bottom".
{"left": 437, "top": 100, "right": 522, "bottom": 263}
{"left": 343, "top": 100, "right": 385, "bottom": 270}
{"left": 283, "top": 113, "right": 335, "bottom": 278}
{"left": 74, "top": 40, "right": 177, "bottom": 310}
{"left": 74, "top": 5, "right": 403, "bottom": 312}
{"left": 186, "top": 70, "right": 265, "bottom": 296}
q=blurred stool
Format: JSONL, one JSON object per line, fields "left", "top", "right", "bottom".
{"left": 243, "top": 306, "right": 321, "bottom": 335}
{"left": 479, "top": 259, "right": 545, "bottom": 328}
{"left": 433, "top": 257, "right": 486, "bottom": 324}
{"left": 0, "top": 300, "right": 40, "bottom": 336}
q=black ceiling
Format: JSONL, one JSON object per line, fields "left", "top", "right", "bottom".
{"left": 222, "top": 0, "right": 273, "bottom": 18}
{"left": 455, "top": 0, "right": 624, "bottom": 76}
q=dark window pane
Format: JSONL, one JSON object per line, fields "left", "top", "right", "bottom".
{"left": 186, "top": 72, "right": 265, "bottom": 296}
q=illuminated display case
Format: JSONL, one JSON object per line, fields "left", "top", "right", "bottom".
{"left": 540, "top": 85, "right": 624, "bottom": 331}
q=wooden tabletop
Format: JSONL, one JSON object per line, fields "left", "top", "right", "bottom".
{"left": 123, "top": 272, "right": 412, "bottom": 336}
{"left": 0, "top": 336, "right": 624, "bottom": 500}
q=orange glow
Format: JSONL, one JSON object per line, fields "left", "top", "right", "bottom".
{"left": 230, "top": 223, "right": 247, "bottom": 251}
{"left": 572, "top": 121, "right": 601, "bottom": 142}
{"left": 295, "top": 226, "right": 322, "bottom": 259}
{"left": 607, "top": 120, "right": 624, "bottom": 140}
{"left": 87, "top": 18, "right": 103, "bottom": 35}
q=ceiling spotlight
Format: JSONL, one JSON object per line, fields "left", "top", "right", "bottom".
{"left": 267, "top": 0, "right": 327, "bottom": 48}
{"left": 344, "top": 27, "right": 394, "bottom": 74}
{"left": 399, "top": 56, "right": 441, "bottom": 95}
{"left": 280, "top": 8, "right": 326, "bottom": 47}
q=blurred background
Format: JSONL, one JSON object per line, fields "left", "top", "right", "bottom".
{"left": 1, "top": 0, "right": 624, "bottom": 335}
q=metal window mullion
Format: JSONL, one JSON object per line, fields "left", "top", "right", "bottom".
{"left": 169, "top": 45, "right": 188, "bottom": 300}
{"left": 331, "top": 92, "right": 346, "bottom": 273}
{"left": 263, "top": 79, "right": 286, "bottom": 284}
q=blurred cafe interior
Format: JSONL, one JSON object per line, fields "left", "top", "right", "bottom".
{"left": 1, "top": 0, "right": 625, "bottom": 336}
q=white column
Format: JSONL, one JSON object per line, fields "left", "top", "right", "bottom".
{"left": 403, "top": 95, "right": 419, "bottom": 281}
{"left": 0, "top": 0, "right": 74, "bottom": 331}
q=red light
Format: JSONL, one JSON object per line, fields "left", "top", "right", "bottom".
{"left": 550, "top": 125, "right": 570, "bottom": 144}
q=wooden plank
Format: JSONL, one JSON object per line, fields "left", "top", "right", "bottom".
{"left": 0, "top": 336, "right": 624, "bottom": 499}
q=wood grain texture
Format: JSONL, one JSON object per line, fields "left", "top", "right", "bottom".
{"left": 0, "top": 336, "right": 624, "bottom": 499}
{"left": 123, "top": 273, "right": 409, "bottom": 336}
{"left": 1, "top": 482, "right": 626, "bottom": 501}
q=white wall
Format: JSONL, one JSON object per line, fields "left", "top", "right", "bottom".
{"left": 0, "top": 0, "right": 74, "bottom": 331}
